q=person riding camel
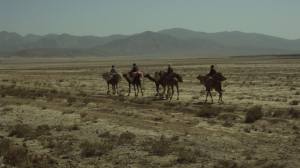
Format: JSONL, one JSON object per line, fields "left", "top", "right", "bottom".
{"left": 207, "top": 65, "right": 217, "bottom": 78}
{"left": 110, "top": 65, "right": 117, "bottom": 74}
{"left": 130, "top": 63, "right": 139, "bottom": 77}
{"left": 207, "top": 65, "right": 224, "bottom": 91}
{"left": 167, "top": 64, "right": 174, "bottom": 74}
{"left": 109, "top": 65, "right": 118, "bottom": 80}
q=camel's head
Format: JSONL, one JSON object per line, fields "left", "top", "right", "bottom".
{"left": 175, "top": 73, "right": 183, "bottom": 82}
{"left": 122, "top": 73, "right": 128, "bottom": 78}
{"left": 197, "top": 75, "right": 206, "bottom": 84}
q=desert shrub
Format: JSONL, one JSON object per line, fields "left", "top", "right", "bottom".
{"left": 214, "top": 159, "right": 239, "bottom": 168}
{"left": 196, "top": 105, "right": 221, "bottom": 118}
{"left": 67, "top": 97, "right": 77, "bottom": 106}
{"left": 66, "top": 124, "right": 80, "bottom": 131}
{"left": 35, "top": 124, "right": 51, "bottom": 137}
{"left": 118, "top": 131, "right": 136, "bottom": 145}
{"left": 217, "top": 113, "right": 238, "bottom": 121}
{"left": 8, "top": 124, "right": 35, "bottom": 139}
{"left": 295, "top": 91, "right": 300, "bottom": 95}
{"left": 176, "top": 148, "right": 198, "bottom": 164}
{"left": 80, "top": 140, "right": 114, "bottom": 157}
{"left": 147, "top": 136, "right": 172, "bottom": 156}
{"left": 3, "top": 144, "right": 29, "bottom": 167}
{"left": 289, "top": 100, "right": 299, "bottom": 105}
{"left": 288, "top": 108, "right": 299, "bottom": 119}
{"left": 0, "top": 138, "right": 12, "bottom": 155}
{"left": 245, "top": 105, "right": 263, "bottom": 123}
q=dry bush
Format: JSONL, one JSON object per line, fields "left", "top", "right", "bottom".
{"left": 176, "top": 147, "right": 199, "bottom": 164}
{"left": 145, "top": 136, "right": 172, "bottom": 156}
{"left": 2, "top": 144, "right": 29, "bottom": 167}
{"left": 9, "top": 124, "right": 51, "bottom": 139}
{"left": 289, "top": 100, "right": 299, "bottom": 105}
{"left": 0, "top": 138, "right": 57, "bottom": 168}
{"left": 214, "top": 159, "right": 239, "bottom": 168}
{"left": 118, "top": 131, "right": 136, "bottom": 145}
{"left": 288, "top": 108, "right": 299, "bottom": 119}
{"left": 245, "top": 105, "right": 263, "bottom": 123}
{"left": 67, "top": 97, "right": 77, "bottom": 106}
{"left": 0, "top": 138, "right": 12, "bottom": 156}
{"left": 196, "top": 105, "right": 221, "bottom": 118}
{"left": 80, "top": 140, "right": 114, "bottom": 157}
{"left": 217, "top": 113, "right": 239, "bottom": 121}
{"left": 8, "top": 124, "right": 35, "bottom": 139}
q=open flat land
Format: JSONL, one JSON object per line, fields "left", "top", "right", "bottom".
{"left": 0, "top": 57, "right": 299, "bottom": 168}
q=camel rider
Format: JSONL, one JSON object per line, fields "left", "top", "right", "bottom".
{"left": 109, "top": 65, "right": 118, "bottom": 80}
{"left": 110, "top": 65, "right": 117, "bottom": 74}
{"left": 208, "top": 65, "right": 223, "bottom": 91}
{"left": 130, "top": 63, "right": 139, "bottom": 77}
{"left": 207, "top": 65, "right": 217, "bottom": 77}
{"left": 167, "top": 64, "right": 174, "bottom": 74}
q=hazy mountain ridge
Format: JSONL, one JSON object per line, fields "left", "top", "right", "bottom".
{"left": 0, "top": 28, "right": 300, "bottom": 57}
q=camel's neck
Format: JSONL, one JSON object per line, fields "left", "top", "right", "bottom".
{"left": 123, "top": 74, "right": 132, "bottom": 83}
{"left": 145, "top": 75, "right": 157, "bottom": 82}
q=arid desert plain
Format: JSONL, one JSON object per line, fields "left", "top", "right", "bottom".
{"left": 0, "top": 57, "right": 299, "bottom": 168}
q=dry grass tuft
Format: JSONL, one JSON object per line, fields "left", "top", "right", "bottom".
{"left": 245, "top": 105, "right": 263, "bottom": 123}
{"left": 196, "top": 105, "right": 221, "bottom": 118}
{"left": 80, "top": 140, "right": 114, "bottom": 157}
{"left": 118, "top": 131, "right": 136, "bottom": 145}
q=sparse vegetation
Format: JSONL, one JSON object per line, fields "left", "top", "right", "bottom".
{"left": 245, "top": 105, "right": 263, "bottom": 123}
{"left": 80, "top": 140, "right": 114, "bottom": 157}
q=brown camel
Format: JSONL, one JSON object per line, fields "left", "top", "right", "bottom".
{"left": 144, "top": 71, "right": 166, "bottom": 96}
{"left": 145, "top": 71, "right": 182, "bottom": 100}
{"left": 102, "top": 72, "right": 122, "bottom": 95}
{"left": 122, "top": 72, "right": 144, "bottom": 96}
{"left": 163, "top": 73, "right": 183, "bottom": 100}
{"left": 197, "top": 73, "right": 226, "bottom": 103}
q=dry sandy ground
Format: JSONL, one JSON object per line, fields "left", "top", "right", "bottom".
{"left": 0, "top": 57, "right": 299, "bottom": 168}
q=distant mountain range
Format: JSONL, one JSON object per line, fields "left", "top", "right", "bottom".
{"left": 1, "top": 28, "right": 300, "bottom": 57}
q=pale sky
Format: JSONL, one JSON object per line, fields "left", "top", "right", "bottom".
{"left": 1, "top": 0, "right": 300, "bottom": 39}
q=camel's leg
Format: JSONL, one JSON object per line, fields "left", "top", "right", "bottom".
{"left": 107, "top": 82, "right": 110, "bottom": 95}
{"left": 140, "top": 84, "right": 144, "bottom": 96}
{"left": 209, "top": 91, "right": 213, "bottom": 104}
{"left": 112, "top": 84, "right": 116, "bottom": 95}
{"left": 170, "top": 85, "right": 174, "bottom": 101}
{"left": 116, "top": 83, "right": 119, "bottom": 95}
{"left": 128, "top": 83, "right": 131, "bottom": 96}
{"left": 161, "top": 85, "right": 166, "bottom": 99}
{"left": 218, "top": 91, "right": 223, "bottom": 103}
{"left": 134, "top": 85, "right": 137, "bottom": 97}
{"left": 155, "top": 83, "right": 159, "bottom": 96}
{"left": 205, "top": 91, "right": 208, "bottom": 103}
{"left": 176, "top": 83, "right": 179, "bottom": 100}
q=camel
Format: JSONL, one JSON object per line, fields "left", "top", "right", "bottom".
{"left": 163, "top": 73, "right": 183, "bottom": 100}
{"left": 144, "top": 72, "right": 166, "bottom": 96}
{"left": 145, "top": 71, "right": 182, "bottom": 100}
{"left": 102, "top": 72, "right": 122, "bottom": 95}
{"left": 122, "top": 72, "right": 144, "bottom": 96}
{"left": 197, "top": 73, "right": 226, "bottom": 103}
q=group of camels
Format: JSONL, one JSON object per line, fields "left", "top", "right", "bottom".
{"left": 102, "top": 69, "right": 226, "bottom": 103}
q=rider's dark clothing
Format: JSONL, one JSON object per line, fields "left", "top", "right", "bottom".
{"left": 167, "top": 67, "right": 174, "bottom": 74}
{"left": 208, "top": 68, "right": 216, "bottom": 77}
